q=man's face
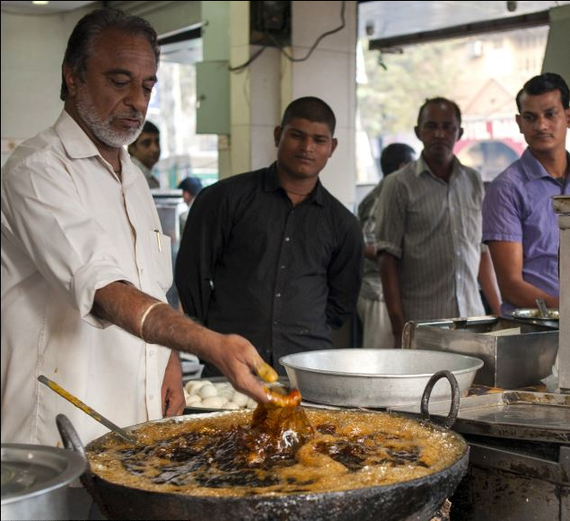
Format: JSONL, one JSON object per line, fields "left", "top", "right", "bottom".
{"left": 415, "top": 101, "right": 463, "bottom": 165}
{"left": 65, "top": 28, "right": 158, "bottom": 148}
{"left": 130, "top": 131, "right": 160, "bottom": 169}
{"left": 274, "top": 118, "right": 337, "bottom": 181}
{"left": 516, "top": 90, "right": 570, "bottom": 155}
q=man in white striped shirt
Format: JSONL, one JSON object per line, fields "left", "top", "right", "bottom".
{"left": 374, "top": 98, "right": 501, "bottom": 348}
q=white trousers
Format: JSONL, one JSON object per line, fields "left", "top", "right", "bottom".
{"left": 357, "top": 296, "right": 393, "bottom": 349}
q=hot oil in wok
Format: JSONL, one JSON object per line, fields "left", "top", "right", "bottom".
{"left": 88, "top": 405, "right": 464, "bottom": 497}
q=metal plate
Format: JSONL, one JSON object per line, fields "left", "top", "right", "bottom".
{"left": 512, "top": 308, "right": 559, "bottom": 320}
{"left": 391, "top": 391, "right": 570, "bottom": 444}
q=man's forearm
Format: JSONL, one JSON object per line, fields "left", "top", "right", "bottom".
{"left": 92, "top": 281, "right": 216, "bottom": 358}
{"left": 499, "top": 279, "right": 559, "bottom": 309}
{"left": 92, "top": 281, "right": 270, "bottom": 403}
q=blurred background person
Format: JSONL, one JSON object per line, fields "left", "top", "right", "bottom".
{"left": 357, "top": 143, "right": 416, "bottom": 349}
{"left": 178, "top": 176, "right": 203, "bottom": 232}
{"left": 375, "top": 98, "right": 501, "bottom": 348}
{"left": 128, "top": 120, "right": 161, "bottom": 188}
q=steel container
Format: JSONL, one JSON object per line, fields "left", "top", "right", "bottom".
{"left": 1, "top": 444, "right": 86, "bottom": 521}
{"left": 402, "top": 316, "right": 558, "bottom": 388}
{"left": 279, "top": 349, "right": 483, "bottom": 407}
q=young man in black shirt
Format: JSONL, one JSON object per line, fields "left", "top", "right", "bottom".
{"left": 175, "top": 97, "right": 363, "bottom": 374}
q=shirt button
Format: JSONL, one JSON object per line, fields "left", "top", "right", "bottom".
{"left": 280, "top": 265, "right": 286, "bottom": 269}
{"left": 276, "top": 293, "right": 281, "bottom": 298}
{"left": 285, "top": 237, "right": 290, "bottom": 242}
{"left": 149, "top": 394, "right": 154, "bottom": 400}
{"left": 274, "top": 320, "right": 279, "bottom": 325}
{"left": 149, "top": 350, "right": 154, "bottom": 357}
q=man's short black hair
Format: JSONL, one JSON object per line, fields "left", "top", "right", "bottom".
{"left": 380, "top": 143, "right": 416, "bottom": 176}
{"left": 141, "top": 121, "right": 159, "bottom": 135}
{"left": 60, "top": 8, "right": 159, "bottom": 101}
{"left": 280, "top": 97, "right": 336, "bottom": 135}
{"left": 178, "top": 176, "right": 203, "bottom": 196}
{"left": 516, "top": 73, "right": 570, "bottom": 111}
{"left": 417, "top": 97, "right": 462, "bottom": 126}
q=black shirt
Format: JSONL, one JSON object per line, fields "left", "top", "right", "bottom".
{"left": 175, "top": 163, "right": 363, "bottom": 373}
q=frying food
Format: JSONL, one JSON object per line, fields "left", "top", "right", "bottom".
{"left": 88, "top": 406, "right": 465, "bottom": 497}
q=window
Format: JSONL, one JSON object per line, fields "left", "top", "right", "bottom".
{"left": 146, "top": 40, "right": 219, "bottom": 189}
{"left": 357, "top": 26, "right": 549, "bottom": 184}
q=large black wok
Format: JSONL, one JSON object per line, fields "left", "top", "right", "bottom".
{"left": 57, "top": 371, "right": 468, "bottom": 521}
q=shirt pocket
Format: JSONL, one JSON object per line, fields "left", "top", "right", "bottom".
{"left": 147, "top": 229, "right": 173, "bottom": 293}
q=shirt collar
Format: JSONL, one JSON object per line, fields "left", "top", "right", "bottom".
{"left": 130, "top": 155, "right": 152, "bottom": 178}
{"left": 264, "top": 162, "right": 325, "bottom": 206}
{"left": 519, "top": 147, "right": 570, "bottom": 181}
{"left": 54, "top": 110, "right": 136, "bottom": 185}
{"left": 415, "top": 154, "right": 463, "bottom": 181}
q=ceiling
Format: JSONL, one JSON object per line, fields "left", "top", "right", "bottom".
{"left": 0, "top": 1, "right": 96, "bottom": 14}
{"left": 2, "top": 1, "right": 569, "bottom": 45}
{"left": 359, "top": 1, "right": 570, "bottom": 41}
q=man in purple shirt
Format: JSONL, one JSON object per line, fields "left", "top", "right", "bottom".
{"left": 483, "top": 73, "right": 570, "bottom": 315}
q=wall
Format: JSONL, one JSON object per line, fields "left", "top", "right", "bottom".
{"left": 543, "top": 4, "right": 570, "bottom": 83}
{"left": 1, "top": 4, "right": 98, "bottom": 147}
{"left": 0, "top": 1, "right": 201, "bottom": 164}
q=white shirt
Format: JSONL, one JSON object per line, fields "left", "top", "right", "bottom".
{"left": 1, "top": 111, "right": 173, "bottom": 446}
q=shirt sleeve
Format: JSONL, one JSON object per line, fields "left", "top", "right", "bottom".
{"left": 482, "top": 178, "right": 524, "bottom": 243}
{"left": 175, "top": 183, "right": 228, "bottom": 322}
{"left": 1, "top": 156, "right": 135, "bottom": 326}
{"left": 325, "top": 213, "right": 364, "bottom": 329}
{"left": 374, "top": 174, "right": 407, "bottom": 258}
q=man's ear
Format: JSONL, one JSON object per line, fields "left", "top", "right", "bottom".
{"left": 457, "top": 127, "right": 464, "bottom": 140}
{"left": 414, "top": 126, "right": 420, "bottom": 140}
{"left": 274, "top": 126, "right": 282, "bottom": 147}
{"left": 330, "top": 137, "right": 338, "bottom": 156}
{"left": 63, "top": 64, "right": 78, "bottom": 97}
{"left": 515, "top": 114, "right": 523, "bottom": 133}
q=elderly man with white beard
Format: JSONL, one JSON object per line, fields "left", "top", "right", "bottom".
{"left": 1, "top": 8, "right": 270, "bottom": 451}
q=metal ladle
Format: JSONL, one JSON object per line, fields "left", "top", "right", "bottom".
{"left": 38, "top": 375, "right": 137, "bottom": 444}
{"left": 536, "top": 298, "right": 549, "bottom": 319}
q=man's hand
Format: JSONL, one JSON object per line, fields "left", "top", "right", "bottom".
{"left": 161, "top": 351, "right": 185, "bottom": 416}
{"left": 198, "top": 333, "right": 270, "bottom": 404}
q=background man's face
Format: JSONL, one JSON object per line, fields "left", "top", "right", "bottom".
{"left": 130, "top": 131, "right": 160, "bottom": 169}
{"left": 415, "top": 102, "right": 462, "bottom": 164}
{"left": 516, "top": 90, "right": 570, "bottom": 155}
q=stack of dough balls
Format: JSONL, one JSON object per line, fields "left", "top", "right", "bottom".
{"left": 184, "top": 380, "right": 258, "bottom": 410}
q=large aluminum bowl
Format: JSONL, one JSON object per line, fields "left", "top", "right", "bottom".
{"left": 280, "top": 349, "right": 483, "bottom": 407}
{"left": 1, "top": 444, "right": 86, "bottom": 521}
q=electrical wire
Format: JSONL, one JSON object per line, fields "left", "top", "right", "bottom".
{"left": 228, "top": 45, "right": 268, "bottom": 73}
{"left": 272, "top": 1, "right": 346, "bottom": 63}
{"left": 229, "top": 1, "right": 346, "bottom": 73}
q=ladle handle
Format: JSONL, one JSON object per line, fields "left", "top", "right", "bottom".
{"left": 420, "top": 370, "right": 460, "bottom": 429}
{"left": 38, "top": 375, "right": 136, "bottom": 444}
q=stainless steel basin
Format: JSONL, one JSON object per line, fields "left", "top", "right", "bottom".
{"left": 280, "top": 349, "right": 483, "bottom": 407}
